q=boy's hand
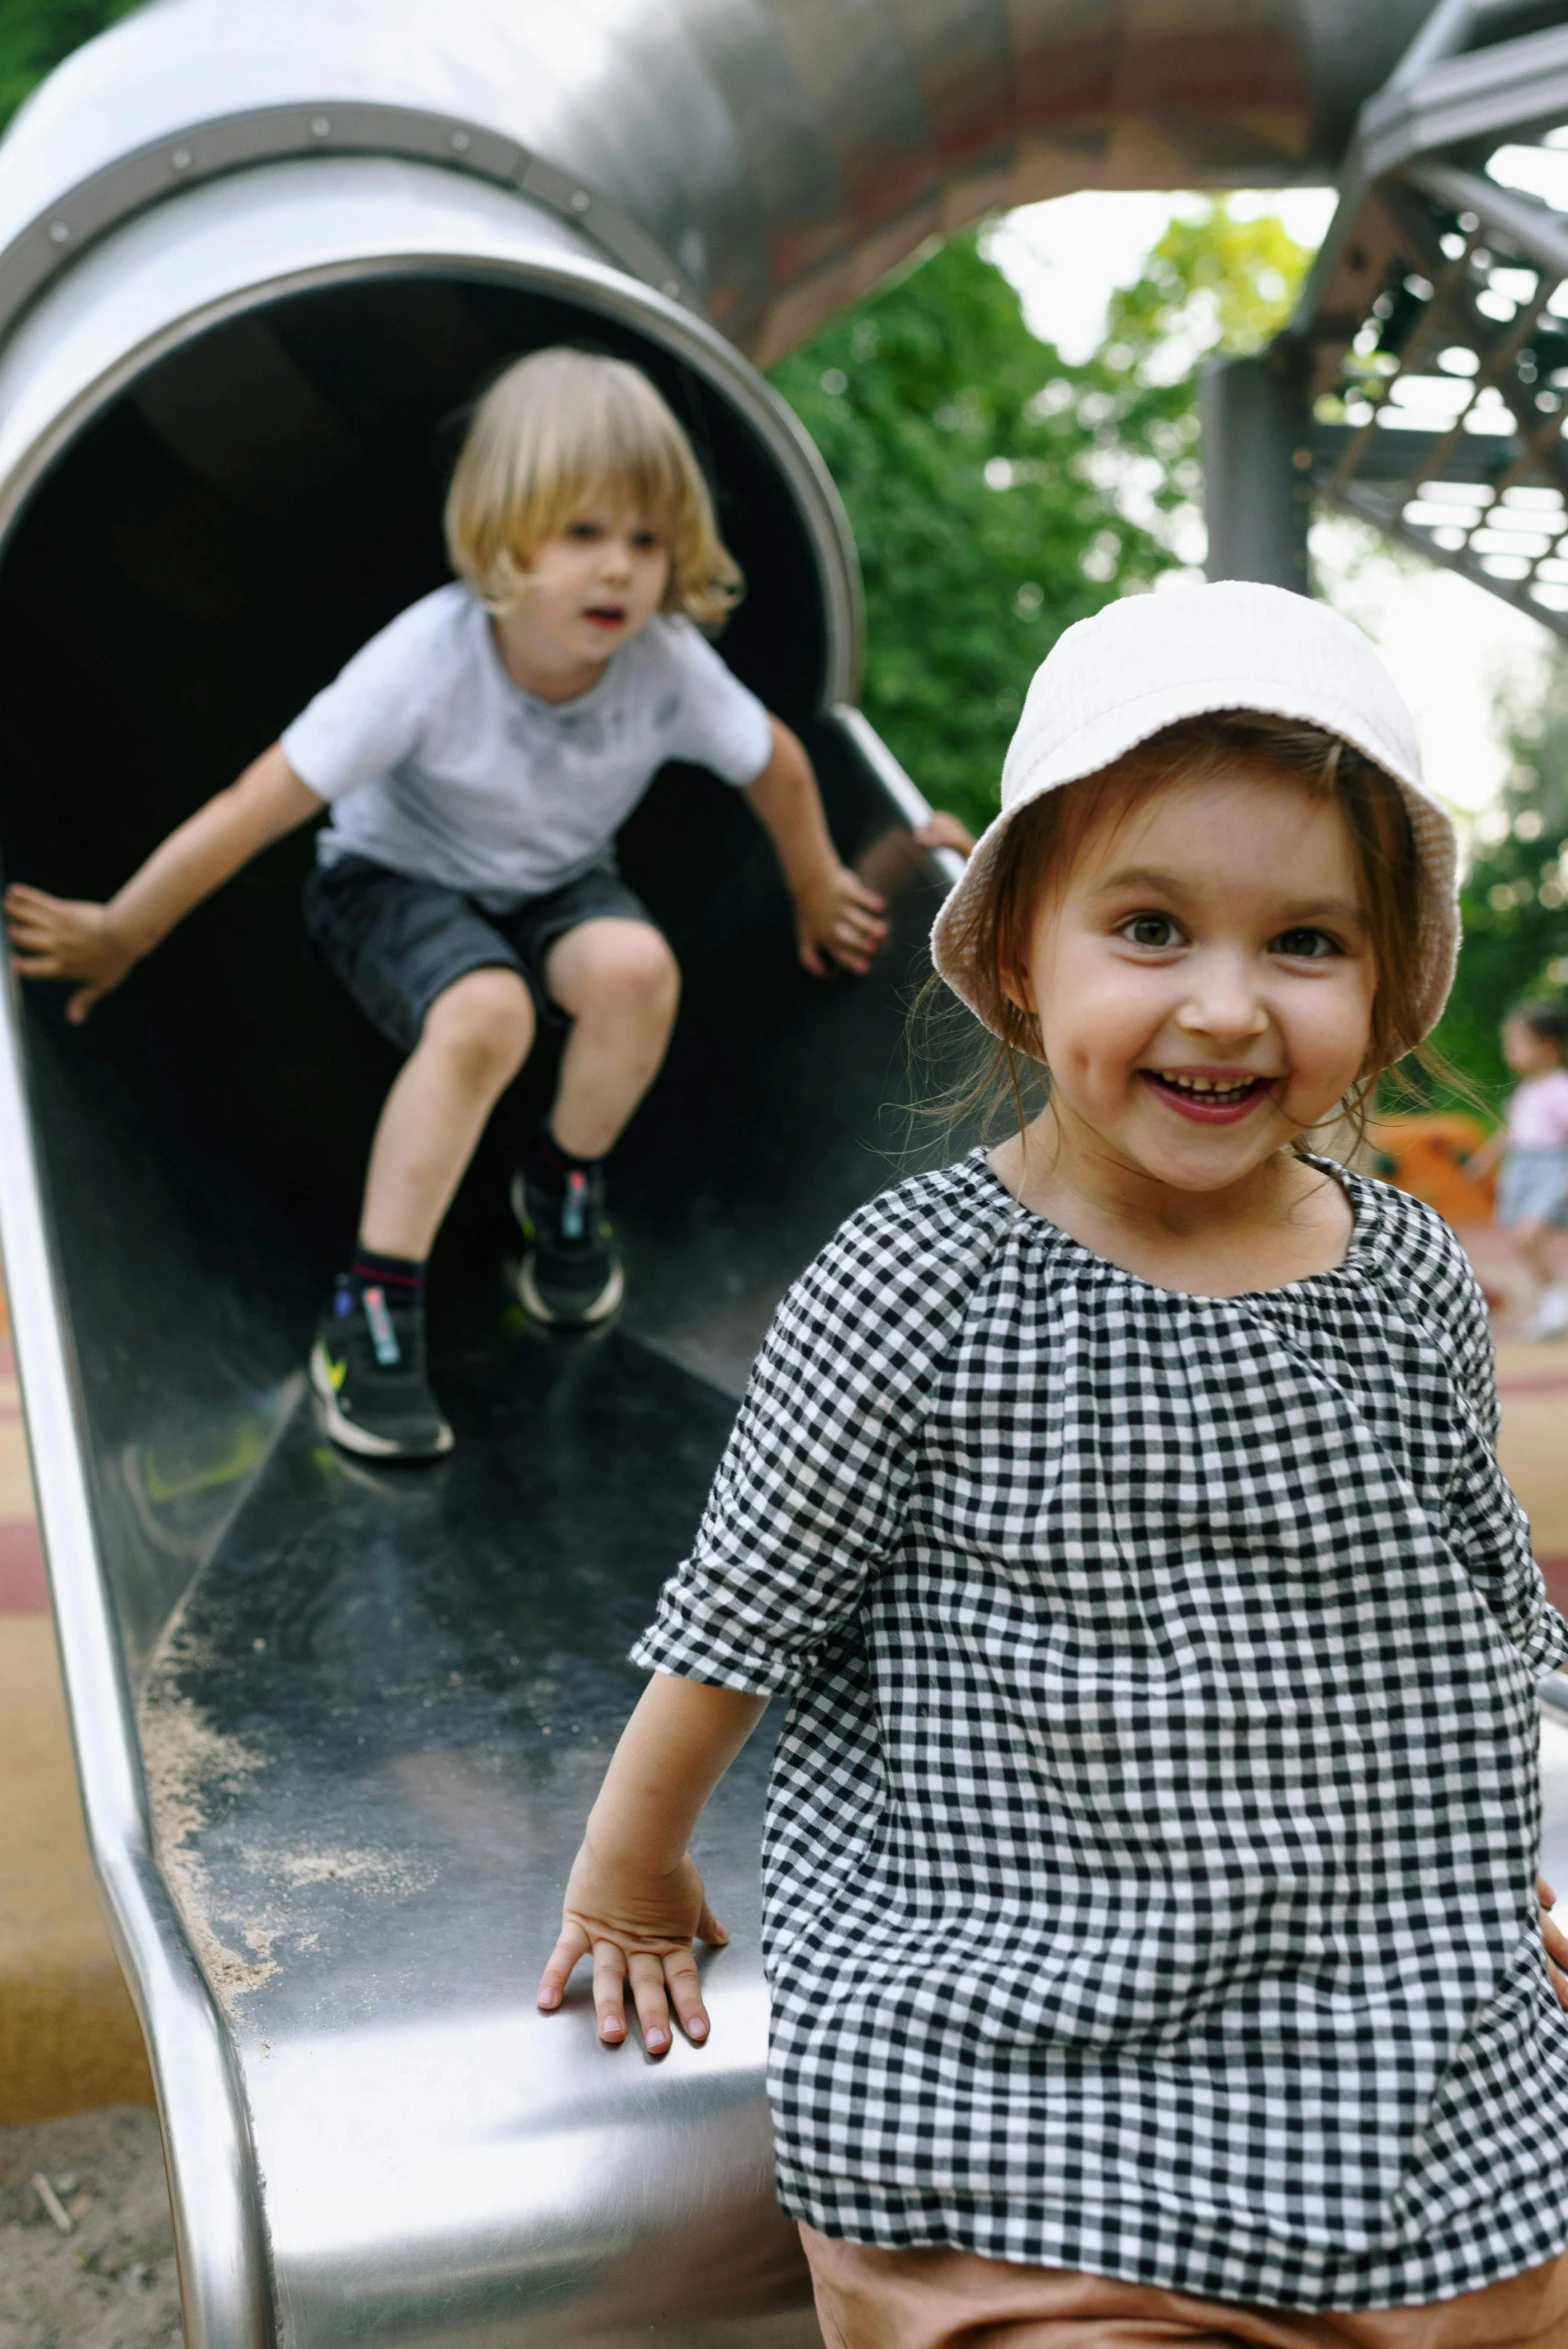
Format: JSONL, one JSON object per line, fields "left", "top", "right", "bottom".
{"left": 793, "top": 863, "right": 888, "bottom": 979}
{"left": 915, "top": 811, "right": 976, "bottom": 859}
{"left": 537, "top": 1833, "right": 728, "bottom": 2056}
{"left": 1541, "top": 1876, "right": 1568, "bottom": 2011}
{"left": 5, "top": 886, "right": 138, "bottom": 1023}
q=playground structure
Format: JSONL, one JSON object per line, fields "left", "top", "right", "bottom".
{"left": 0, "top": 2, "right": 1563, "bottom": 2344}
{"left": 1205, "top": 0, "right": 1568, "bottom": 625}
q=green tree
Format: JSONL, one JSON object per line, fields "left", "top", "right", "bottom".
{"left": 1101, "top": 204, "right": 1311, "bottom": 363}
{"left": 770, "top": 202, "right": 1313, "bottom": 839}
{"left": 0, "top": 0, "right": 137, "bottom": 130}
{"left": 770, "top": 233, "right": 1167, "bottom": 841}
{"left": 1431, "top": 660, "right": 1568, "bottom": 1103}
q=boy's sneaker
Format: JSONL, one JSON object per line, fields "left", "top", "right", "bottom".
{"left": 511, "top": 1160, "right": 624, "bottom": 1327}
{"left": 309, "top": 1278, "right": 454, "bottom": 1459}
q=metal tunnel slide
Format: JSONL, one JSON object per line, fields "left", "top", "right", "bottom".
{"left": 0, "top": 3, "right": 1449, "bottom": 2344}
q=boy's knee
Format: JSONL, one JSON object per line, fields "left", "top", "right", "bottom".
{"left": 423, "top": 967, "right": 535, "bottom": 1077}
{"left": 576, "top": 925, "right": 680, "bottom": 1022}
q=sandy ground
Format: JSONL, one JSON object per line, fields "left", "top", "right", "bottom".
{"left": 0, "top": 2107, "right": 182, "bottom": 2349}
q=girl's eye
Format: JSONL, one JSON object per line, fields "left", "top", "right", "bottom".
{"left": 631, "top": 528, "right": 662, "bottom": 551}
{"left": 1120, "top": 913, "right": 1182, "bottom": 949}
{"left": 564, "top": 520, "right": 602, "bottom": 542}
{"left": 1273, "top": 927, "right": 1339, "bottom": 959}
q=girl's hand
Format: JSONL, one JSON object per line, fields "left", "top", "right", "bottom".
{"left": 5, "top": 885, "right": 138, "bottom": 1022}
{"left": 793, "top": 863, "right": 888, "bottom": 979}
{"left": 1540, "top": 1876, "right": 1568, "bottom": 2011}
{"left": 537, "top": 1834, "right": 728, "bottom": 2056}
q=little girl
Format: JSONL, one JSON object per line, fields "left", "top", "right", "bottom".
{"left": 539, "top": 582, "right": 1568, "bottom": 2346}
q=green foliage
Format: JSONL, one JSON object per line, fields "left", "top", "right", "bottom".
{"left": 770, "top": 234, "right": 1160, "bottom": 840}
{"left": 770, "top": 202, "right": 1313, "bottom": 839}
{"left": 0, "top": 0, "right": 138, "bottom": 130}
{"left": 1429, "top": 660, "right": 1568, "bottom": 1111}
{"left": 1100, "top": 204, "right": 1309, "bottom": 364}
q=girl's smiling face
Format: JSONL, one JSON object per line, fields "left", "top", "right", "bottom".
{"left": 1003, "top": 765, "right": 1379, "bottom": 1197}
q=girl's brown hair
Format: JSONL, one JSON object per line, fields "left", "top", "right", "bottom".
{"left": 937, "top": 710, "right": 1433, "bottom": 1148}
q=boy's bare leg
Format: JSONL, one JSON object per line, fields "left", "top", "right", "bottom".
{"left": 543, "top": 920, "right": 681, "bottom": 1157}
{"left": 359, "top": 967, "right": 537, "bottom": 1258}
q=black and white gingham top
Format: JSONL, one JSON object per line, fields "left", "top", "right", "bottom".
{"left": 632, "top": 1154, "right": 1568, "bottom": 2309}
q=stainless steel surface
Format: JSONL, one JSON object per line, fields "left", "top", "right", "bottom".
{"left": 1199, "top": 348, "right": 1313, "bottom": 589}
{"left": 134, "top": 1321, "right": 827, "bottom": 2348}
{"left": 0, "top": 980, "right": 270, "bottom": 2349}
{"left": 831, "top": 702, "right": 965, "bottom": 890}
{"left": 0, "top": 153, "right": 862, "bottom": 702}
{"left": 1360, "top": 11, "right": 1568, "bottom": 180}
{"left": 0, "top": 182, "right": 946, "bottom": 2327}
{"left": 0, "top": 0, "right": 1438, "bottom": 368}
{"left": 8, "top": 3, "right": 1541, "bottom": 2346}
{"left": 0, "top": 90, "right": 873, "bottom": 2330}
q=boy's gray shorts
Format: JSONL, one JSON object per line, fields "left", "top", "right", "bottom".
{"left": 301, "top": 853, "right": 661, "bottom": 1056}
{"left": 1496, "top": 1144, "right": 1568, "bottom": 1228}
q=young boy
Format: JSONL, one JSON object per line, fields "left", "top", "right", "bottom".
{"left": 5, "top": 348, "right": 888, "bottom": 1459}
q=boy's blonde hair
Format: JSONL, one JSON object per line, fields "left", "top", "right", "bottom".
{"left": 444, "top": 348, "right": 743, "bottom": 625}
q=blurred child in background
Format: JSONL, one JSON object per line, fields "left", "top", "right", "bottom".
{"left": 1470, "top": 1000, "right": 1568, "bottom": 1340}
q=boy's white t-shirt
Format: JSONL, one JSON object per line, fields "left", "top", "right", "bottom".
{"left": 281, "top": 583, "right": 774, "bottom": 907}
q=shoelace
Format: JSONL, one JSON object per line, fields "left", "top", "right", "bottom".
{"left": 361, "top": 1285, "right": 402, "bottom": 1368}
{"left": 561, "top": 1169, "right": 588, "bottom": 1245}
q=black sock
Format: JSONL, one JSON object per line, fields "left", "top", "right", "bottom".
{"left": 526, "top": 1127, "right": 601, "bottom": 1188}
{"left": 345, "top": 1245, "right": 426, "bottom": 1306}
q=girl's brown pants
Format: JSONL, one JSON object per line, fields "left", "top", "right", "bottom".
{"left": 799, "top": 2227, "right": 1568, "bottom": 2349}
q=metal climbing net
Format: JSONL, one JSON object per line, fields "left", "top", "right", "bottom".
{"left": 1300, "top": 0, "right": 1568, "bottom": 634}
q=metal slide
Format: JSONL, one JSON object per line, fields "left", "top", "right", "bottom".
{"left": 0, "top": 2, "right": 1486, "bottom": 2342}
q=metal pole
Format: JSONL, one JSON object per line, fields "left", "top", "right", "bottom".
{"left": 1200, "top": 347, "right": 1313, "bottom": 594}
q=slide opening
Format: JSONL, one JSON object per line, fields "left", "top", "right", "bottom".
{"left": 0, "top": 269, "right": 836, "bottom": 1663}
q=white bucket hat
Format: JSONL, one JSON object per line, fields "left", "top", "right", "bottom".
{"left": 929, "top": 580, "right": 1460, "bottom": 1051}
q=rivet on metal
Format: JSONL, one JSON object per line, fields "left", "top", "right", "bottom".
{"left": 569, "top": 189, "right": 591, "bottom": 213}
{"left": 662, "top": 280, "right": 682, "bottom": 298}
{"left": 171, "top": 148, "right": 192, "bottom": 171}
{"left": 310, "top": 115, "right": 331, "bottom": 137}
{"left": 450, "top": 131, "right": 470, "bottom": 152}
{"left": 48, "top": 221, "right": 70, "bottom": 245}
